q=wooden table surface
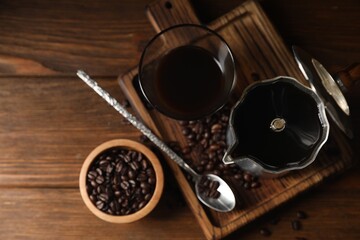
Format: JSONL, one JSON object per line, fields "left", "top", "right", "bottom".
{"left": 0, "top": 0, "right": 359, "bottom": 239}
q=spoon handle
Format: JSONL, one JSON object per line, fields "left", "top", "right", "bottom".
{"left": 77, "top": 70, "right": 199, "bottom": 178}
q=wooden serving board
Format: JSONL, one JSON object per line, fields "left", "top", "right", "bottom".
{"left": 118, "top": 0, "right": 355, "bottom": 239}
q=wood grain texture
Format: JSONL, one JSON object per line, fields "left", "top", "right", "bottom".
{"left": 0, "top": 76, "right": 141, "bottom": 187}
{"left": 0, "top": 188, "right": 204, "bottom": 240}
{"left": 0, "top": 0, "right": 154, "bottom": 76}
{"left": 119, "top": 0, "right": 357, "bottom": 239}
{"left": 0, "top": 0, "right": 359, "bottom": 239}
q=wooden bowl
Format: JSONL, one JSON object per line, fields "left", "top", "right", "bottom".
{"left": 79, "top": 139, "right": 164, "bottom": 223}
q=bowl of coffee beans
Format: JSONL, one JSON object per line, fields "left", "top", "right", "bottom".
{"left": 79, "top": 139, "right": 164, "bottom": 223}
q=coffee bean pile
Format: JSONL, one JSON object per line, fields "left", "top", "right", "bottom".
{"left": 86, "top": 147, "right": 156, "bottom": 216}
{"left": 197, "top": 176, "right": 221, "bottom": 199}
{"left": 177, "top": 106, "right": 261, "bottom": 189}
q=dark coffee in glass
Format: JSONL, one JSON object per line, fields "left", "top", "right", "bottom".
{"left": 139, "top": 24, "right": 236, "bottom": 120}
{"left": 155, "top": 45, "right": 225, "bottom": 119}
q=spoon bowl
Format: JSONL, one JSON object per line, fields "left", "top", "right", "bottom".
{"left": 195, "top": 173, "right": 236, "bottom": 212}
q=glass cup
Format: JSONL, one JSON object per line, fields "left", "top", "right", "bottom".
{"left": 138, "top": 24, "right": 236, "bottom": 120}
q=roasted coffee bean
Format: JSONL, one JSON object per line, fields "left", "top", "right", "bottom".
{"left": 221, "top": 115, "right": 229, "bottom": 123}
{"left": 209, "top": 144, "right": 220, "bottom": 152}
{"left": 139, "top": 134, "right": 149, "bottom": 143}
{"left": 198, "top": 176, "right": 221, "bottom": 199}
{"left": 120, "top": 165, "right": 128, "bottom": 176}
{"left": 129, "top": 180, "right": 136, "bottom": 188}
{"left": 109, "top": 201, "right": 116, "bottom": 212}
{"left": 99, "top": 159, "right": 109, "bottom": 167}
{"left": 234, "top": 173, "right": 242, "bottom": 180}
{"left": 121, "top": 199, "right": 129, "bottom": 207}
{"left": 137, "top": 172, "right": 148, "bottom": 182}
{"left": 146, "top": 168, "right": 155, "bottom": 177}
{"left": 106, "top": 164, "right": 113, "bottom": 173}
{"left": 129, "top": 151, "right": 137, "bottom": 159}
{"left": 208, "top": 152, "right": 216, "bottom": 160}
{"left": 243, "top": 172, "right": 253, "bottom": 182}
{"left": 259, "top": 227, "right": 271, "bottom": 236}
{"left": 209, "top": 188, "right": 220, "bottom": 198}
{"left": 121, "top": 181, "right": 130, "bottom": 190}
{"left": 121, "top": 175, "right": 129, "bottom": 181}
{"left": 209, "top": 180, "right": 220, "bottom": 190}
{"left": 115, "top": 162, "right": 124, "bottom": 173}
{"left": 87, "top": 171, "right": 98, "bottom": 180}
{"left": 291, "top": 220, "right": 301, "bottom": 231}
{"left": 141, "top": 159, "right": 148, "bottom": 170}
{"left": 251, "top": 181, "right": 261, "bottom": 188}
{"left": 144, "top": 193, "right": 152, "bottom": 201}
{"left": 205, "top": 163, "right": 214, "bottom": 171}
{"left": 96, "top": 168, "right": 102, "bottom": 176}
{"left": 96, "top": 200, "right": 104, "bottom": 210}
{"left": 89, "top": 195, "right": 96, "bottom": 203}
{"left": 90, "top": 180, "right": 98, "bottom": 188}
{"left": 295, "top": 237, "right": 307, "bottom": 240}
{"left": 121, "top": 99, "right": 130, "bottom": 108}
{"left": 196, "top": 166, "right": 204, "bottom": 173}
{"left": 98, "top": 193, "right": 109, "bottom": 202}
{"left": 148, "top": 177, "right": 156, "bottom": 185}
{"left": 296, "top": 210, "right": 307, "bottom": 219}
{"left": 212, "top": 170, "right": 221, "bottom": 176}
{"left": 140, "top": 182, "right": 150, "bottom": 190}
{"left": 96, "top": 185, "right": 105, "bottom": 194}
{"left": 188, "top": 133, "right": 196, "bottom": 141}
{"left": 129, "top": 161, "right": 140, "bottom": 171}
{"left": 123, "top": 155, "right": 131, "bottom": 163}
{"left": 131, "top": 201, "right": 138, "bottom": 210}
{"left": 182, "top": 146, "right": 191, "bottom": 155}
{"left": 138, "top": 201, "right": 147, "bottom": 210}
{"left": 182, "top": 127, "right": 191, "bottom": 136}
{"left": 128, "top": 169, "right": 136, "bottom": 179}
{"left": 243, "top": 182, "right": 250, "bottom": 189}
{"left": 95, "top": 175, "right": 104, "bottom": 185}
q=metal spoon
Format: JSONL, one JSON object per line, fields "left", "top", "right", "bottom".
{"left": 77, "top": 70, "right": 236, "bottom": 212}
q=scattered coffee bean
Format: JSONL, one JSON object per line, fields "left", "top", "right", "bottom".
{"left": 297, "top": 210, "right": 307, "bottom": 219}
{"left": 243, "top": 182, "right": 250, "bottom": 189}
{"left": 139, "top": 135, "right": 149, "bottom": 144}
{"left": 176, "top": 105, "right": 260, "bottom": 191}
{"left": 295, "top": 237, "right": 307, "bottom": 240}
{"left": 292, "top": 220, "right": 301, "bottom": 231}
{"left": 121, "top": 99, "right": 130, "bottom": 108}
{"left": 259, "top": 227, "right": 271, "bottom": 236}
{"left": 251, "top": 181, "right": 261, "bottom": 188}
{"left": 86, "top": 147, "right": 156, "bottom": 216}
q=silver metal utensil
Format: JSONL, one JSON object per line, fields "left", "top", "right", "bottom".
{"left": 77, "top": 70, "right": 236, "bottom": 212}
{"left": 292, "top": 46, "right": 353, "bottom": 138}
